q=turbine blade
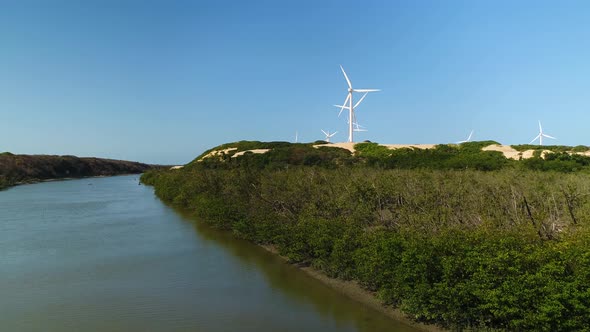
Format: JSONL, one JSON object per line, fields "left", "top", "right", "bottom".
{"left": 353, "top": 92, "right": 368, "bottom": 108}
{"left": 468, "top": 130, "right": 473, "bottom": 141}
{"left": 538, "top": 120, "right": 543, "bottom": 133}
{"left": 338, "top": 94, "right": 350, "bottom": 117}
{"left": 543, "top": 134, "right": 556, "bottom": 139}
{"left": 340, "top": 65, "right": 352, "bottom": 89}
{"left": 351, "top": 113, "right": 367, "bottom": 132}
{"left": 529, "top": 134, "right": 541, "bottom": 144}
{"left": 321, "top": 129, "right": 328, "bottom": 136}
{"left": 353, "top": 89, "right": 380, "bottom": 93}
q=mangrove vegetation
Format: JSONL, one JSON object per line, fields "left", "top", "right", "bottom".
{"left": 142, "top": 141, "right": 590, "bottom": 331}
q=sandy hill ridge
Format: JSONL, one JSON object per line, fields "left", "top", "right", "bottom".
{"left": 197, "top": 142, "right": 590, "bottom": 162}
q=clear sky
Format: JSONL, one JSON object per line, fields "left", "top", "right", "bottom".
{"left": 2, "top": 0, "right": 589, "bottom": 164}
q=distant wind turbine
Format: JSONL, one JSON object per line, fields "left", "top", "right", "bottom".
{"left": 457, "top": 130, "right": 474, "bottom": 144}
{"left": 335, "top": 66, "right": 379, "bottom": 143}
{"left": 295, "top": 131, "right": 299, "bottom": 143}
{"left": 353, "top": 121, "right": 368, "bottom": 132}
{"left": 321, "top": 129, "right": 337, "bottom": 142}
{"left": 529, "top": 121, "right": 556, "bottom": 145}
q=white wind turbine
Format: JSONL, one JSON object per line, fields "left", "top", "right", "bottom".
{"left": 295, "top": 131, "right": 298, "bottom": 143}
{"left": 529, "top": 121, "right": 556, "bottom": 145}
{"left": 321, "top": 129, "right": 337, "bottom": 142}
{"left": 457, "top": 130, "right": 474, "bottom": 144}
{"left": 353, "top": 121, "right": 368, "bottom": 132}
{"left": 335, "top": 66, "right": 380, "bottom": 143}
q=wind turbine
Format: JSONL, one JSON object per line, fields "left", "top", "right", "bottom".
{"left": 321, "top": 129, "right": 337, "bottom": 142}
{"left": 335, "top": 66, "right": 380, "bottom": 143}
{"left": 529, "top": 121, "right": 556, "bottom": 145}
{"left": 334, "top": 102, "right": 370, "bottom": 134}
{"left": 295, "top": 131, "right": 298, "bottom": 143}
{"left": 457, "top": 130, "right": 474, "bottom": 144}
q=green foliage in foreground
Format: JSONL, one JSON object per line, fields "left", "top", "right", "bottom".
{"left": 143, "top": 143, "right": 590, "bottom": 331}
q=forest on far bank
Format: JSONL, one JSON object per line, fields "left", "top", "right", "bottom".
{"left": 0, "top": 152, "right": 157, "bottom": 190}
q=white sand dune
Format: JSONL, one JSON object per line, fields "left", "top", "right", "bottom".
{"left": 320, "top": 142, "right": 444, "bottom": 153}
{"left": 232, "top": 149, "right": 270, "bottom": 158}
{"left": 199, "top": 147, "right": 271, "bottom": 161}
{"left": 200, "top": 147, "right": 237, "bottom": 160}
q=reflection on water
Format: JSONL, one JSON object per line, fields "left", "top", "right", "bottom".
{"left": 0, "top": 175, "right": 418, "bottom": 332}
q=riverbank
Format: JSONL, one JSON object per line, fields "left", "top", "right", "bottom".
{"left": 260, "top": 244, "right": 442, "bottom": 332}
{"left": 12, "top": 173, "right": 140, "bottom": 187}
{"left": 0, "top": 152, "right": 162, "bottom": 190}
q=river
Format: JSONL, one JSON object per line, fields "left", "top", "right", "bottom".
{"left": 0, "top": 175, "right": 419, "bottom": 332}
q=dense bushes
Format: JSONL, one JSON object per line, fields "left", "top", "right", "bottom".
{"left": 523, "top": 152, "right": 590, "bottom": 172}
{"left": 143, "top": 157, "right": 590, "bottom": 330}
{"left": 141, "top": 141, "right": 590, "bottom": 329}
{"left": 327, "top": 142, "right": 508, "bottom": 171}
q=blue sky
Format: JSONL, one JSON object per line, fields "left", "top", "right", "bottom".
{"left": 2, "top": 0, "right": 590, "bottom": 164}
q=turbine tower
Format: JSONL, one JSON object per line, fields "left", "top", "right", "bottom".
{"left": 321, "top": 129, "right": 337, "bottom": 142}
{"left": 336, "top": 66, "right": 379, "bottom": 143}
{"left": 530, "top": 121, "right": 556, "bottom": 145}
{"left": 457, "top": 130, "right": 474, "bottom": 144}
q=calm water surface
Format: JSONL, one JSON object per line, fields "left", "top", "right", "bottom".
{"left": 0, "top": 175, "right": 419, "bottom": 332}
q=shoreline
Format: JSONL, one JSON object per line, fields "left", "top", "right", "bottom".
{"left": 2, "top": 173, "right": 144, "bottom": 191}
{"left": 259, "top": 244, "right": 443, "bottom": 332}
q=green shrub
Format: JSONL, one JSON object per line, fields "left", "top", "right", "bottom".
{"left": 142, "top": 142, "right": 590, "bottom": 330}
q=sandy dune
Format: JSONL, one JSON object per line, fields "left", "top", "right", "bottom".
{"left": 320, "top": 142, "right": 439, "bottom": 153}
{"left": 200, "top": 147, "right": 237, "bottom": 160}
{"left": 482, "top": 145, "right": 555, "bottom": 160}
{"left": 232, "top": 149, "right": 270, "bottom": 158}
